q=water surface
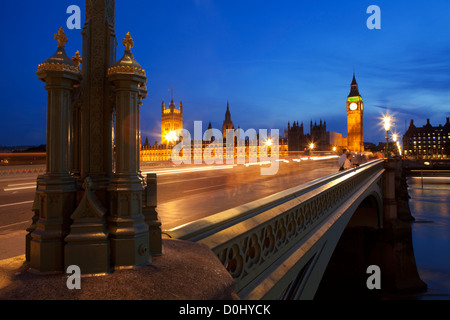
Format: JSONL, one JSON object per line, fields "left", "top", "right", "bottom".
{"left": 407, "top": 175, "right": 450, "bottom": 299}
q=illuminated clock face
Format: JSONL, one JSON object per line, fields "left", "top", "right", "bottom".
{"left": 349, "top": 103, "right": 357, "bottom": 111}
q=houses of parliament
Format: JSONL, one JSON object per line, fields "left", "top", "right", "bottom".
{"left": 141, "top": 72, "right": 365, "bottom": 161}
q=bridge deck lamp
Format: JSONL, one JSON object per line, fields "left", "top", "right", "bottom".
{"left": 383, "top": 114, "right": 391, "bottom": 158}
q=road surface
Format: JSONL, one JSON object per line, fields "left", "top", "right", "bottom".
{"left": 0, "top": 157, "right": 340, "bottom": 259}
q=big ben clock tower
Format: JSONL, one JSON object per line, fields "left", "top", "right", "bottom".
{"left": 346, "top": 71, "right": 364, "bottom": 152}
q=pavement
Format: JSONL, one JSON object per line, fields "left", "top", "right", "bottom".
{"left": 0, "top": 238, "right": 237, "bottom": 300}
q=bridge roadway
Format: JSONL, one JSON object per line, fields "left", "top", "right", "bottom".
{"left": 0, "top": 157, "right": 341, "bottom": 260}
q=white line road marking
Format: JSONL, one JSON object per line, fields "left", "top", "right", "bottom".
{"left": 182, "top": 183, "right": 228, "bottom": 193}
{"left": 0, "top": 200, "right": 34, "bottom": 208}
{"left": 158, "top": 174, "right": 226, "bottom": 186}
{"left": 0, "top": 220, "right": 29, "bottom": 230}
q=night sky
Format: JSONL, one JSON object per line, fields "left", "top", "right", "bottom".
{"left": 1, "top": 0, "right": 449, "bottom": 146}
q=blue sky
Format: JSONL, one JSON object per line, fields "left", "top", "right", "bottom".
{"left": 1, "top": 0, "right": 449, "bottom": 146}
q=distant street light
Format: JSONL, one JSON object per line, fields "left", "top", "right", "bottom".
{"left": 383, "top": 114, "right": 391, "bottom": 158}
{"left": 165, "top": 130, "right": 178, "bottom": 145}
{"left": 392, "top": 133, "right": 399, "bottom": 155}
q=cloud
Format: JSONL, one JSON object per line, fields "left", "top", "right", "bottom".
{"left": 371, "top": 104, "right": 432, "bottom": 119}
{"left": 363, "top": 45, "right": 450, "bottom": 95}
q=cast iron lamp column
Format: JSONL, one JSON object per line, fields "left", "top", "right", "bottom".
{"left": 106, "top": 33, "right": 151, "bottom": 268}
{"left": 31, "top": 27, "right": 81, "bottom": 273}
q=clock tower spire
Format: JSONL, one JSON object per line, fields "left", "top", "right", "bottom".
{"left": 346, "top": 71, "right": 364, "bottom": 152}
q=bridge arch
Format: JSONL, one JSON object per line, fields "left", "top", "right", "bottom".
{"left": 314, "top": 184, "right": 386, "bottom": 299}
{"left": 279, "top": 173, "right": 385, "bottom": 300}
{"left": 346, "top": 186, "right": 383, "bottom": 229}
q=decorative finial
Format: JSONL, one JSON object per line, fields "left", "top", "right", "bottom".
{"left": 72, "top": 50, "right": 82, "bottom": 69}
{"left": 54, "top": 27, "right": 68, "bottom": 48}
{"left": 122, "top": 32, "right": 134, "bottom": 52}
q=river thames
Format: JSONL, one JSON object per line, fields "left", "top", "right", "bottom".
{"left": 407, "top": 173, "right": 450, "bottom": 299}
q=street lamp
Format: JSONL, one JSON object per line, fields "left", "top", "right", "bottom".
{"left": 392, "top": 133, "right": 399, "bottom": 156}
{"left": 308, "top": 143, "right": 315, "bottom": 157}
{"left": 165, "top": 130, "right": 178, "bottom": 145}
{"left": 383, "top": 114, "right": 391, "bottom": 158}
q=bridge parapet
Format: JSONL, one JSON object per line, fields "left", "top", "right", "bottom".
{"left": 168, "top": 159, "right": 385, "bottom": 299}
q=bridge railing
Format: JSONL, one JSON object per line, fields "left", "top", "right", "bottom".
{"left": 166, "top": 159, "right": 385, "bottom": 297}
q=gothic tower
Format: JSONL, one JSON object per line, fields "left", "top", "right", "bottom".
{"left": 287, "top": 121, "right": 305, "bottom": 151}
{"left": 346, "top": 72, "right": 364, "bottom": 152}
{"left": 222, "top": 101, "right": 234, "bottom": 139}
{"left": 161, "top": 98, "right": 183, "bottom": 145}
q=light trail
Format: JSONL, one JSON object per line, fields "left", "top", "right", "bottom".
{"left": 310, "top": 156, "right": 339, "bottom": 160}
{"left": 3, "top": 185, "right": 36, "bottom": 192}
{"left": 142, "top": 164, "right": 236, "bottom": 176}
{"left": 411, "top": 177, "right": 450, "bottom": 180}
{"left": 6, "top": 182, "right": 37, "bottom": 187}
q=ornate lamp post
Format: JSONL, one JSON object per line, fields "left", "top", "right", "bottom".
{"left": 31, "top": 27, "right": 82, "bottom": 273}
{"left": 30, "top": 1, "right": 161, "bottom": 275}
{"left": 106, "top": 32, "right": 151, "bottom": 268}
